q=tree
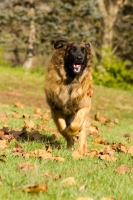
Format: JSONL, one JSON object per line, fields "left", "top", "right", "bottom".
{"left": 97, "top": 0, "right": 128, "bottom": 49}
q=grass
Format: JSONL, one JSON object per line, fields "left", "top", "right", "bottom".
{"left": 0, "top": 66, "right": 133, "bottom": 200}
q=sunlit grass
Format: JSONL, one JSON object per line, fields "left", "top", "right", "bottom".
{"left": 0, "top": 67, "right": 133, "bottom": 200}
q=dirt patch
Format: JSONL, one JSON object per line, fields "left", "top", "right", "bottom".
{"left": 0, "top": 90, "right": 48, "bottom": 109}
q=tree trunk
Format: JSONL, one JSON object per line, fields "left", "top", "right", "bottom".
{"left": 23, "top": 0, "right": 35, "bottom": 69}
{"left": 98, "top": 0, "right": 127, "bottom": 49}
{"left": 23, "top": 20, "right": 36, "bottom": 69}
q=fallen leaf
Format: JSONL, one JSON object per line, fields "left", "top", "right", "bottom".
{"left": 61, "top": 177, "right": 77, "bottom": 186}
{"left": 76, "top": 197, "right": 94, "bottom": 200}
{"left": 94, "top": 137, "right": 108, "bottom": 145}
{"left": 40, "top": 171, "right": 54, "bottom": 178}
{"left": 99, "top": 154, "right": 116, "bottom": 162}
{"left": 86, "top": 149, "right": 99, "bottom": 157}
{"left": 0, "top": 114, "right": 8, "bottom": 124}
{"left": 0, "top": 140, "right": 8, "bottom": 149}
{"left": 25, "top": 149, "right": 52, "bottom": 159}
{"left": 54, "top": 174, "right": 62, "bottom": 180}
{"left": 123, "top": 133, "right": 132, "bottom": 138}
{"left": 25, "top": 149, "right": 65, "bottom": 162}
{"left": 34, "top": 108, "right": 41, "bottom": 114}
{"left": 79, "top": 185, "right": 86, "bottom": 191}
{"left": 89, "top": 124, "right": 101, "bottom": 135}
{"left": 52, "top": 156, "right": 64, "bottom": 162}
{"left": 115, "top": 164, "right": 131, "bottom": 175}
{"left": 13, "top": 141, "right": 26, "bottom": 156}
{"left": 22, "top": 183, "right": 48, "bottom": 193}
{"left": 23, "top": 120, "right": 35, "bottom": 130}
{"left": 40, "top": 171, "right": 61, "bottom": 180}
{"left": 111, "top": 143, "right": 128, "bottom": 153}
{"left": 114, "top": 118, "right": 119, "bottom": 124}
{"left": 94, "top": 112, "right": 111, "bottom": 125}
{"left": 127, "top": 146, "right": 133, "bottom": 155}
{"left": 100, "top": 198, "right": 114, "bottom": 200}
{"left": 17, "top": 162, "right": 36, "bottom": 172}
{"left": 14, "top": 102, "right": 24, "bottom": 109}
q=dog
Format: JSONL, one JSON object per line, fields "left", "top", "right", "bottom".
{"left": 45, "top": 39, "right": 93, "bottom": 155}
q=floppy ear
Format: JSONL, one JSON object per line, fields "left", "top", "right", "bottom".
{"left": 54, "top": 39, "right": 68, "bottom": 49}
{"left": 85, "top": 42, "right": 91, "bottom": 51}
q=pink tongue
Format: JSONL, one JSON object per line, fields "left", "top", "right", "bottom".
{"left": 73, "top": 64, "right": 81, "bottom": 69}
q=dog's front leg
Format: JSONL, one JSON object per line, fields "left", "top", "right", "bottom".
{"left": 52, "top": 111, "right": 74, "bottom": 148}
{"left": 62, "top": 107, "right": 90, "bottom": 155}
{"left": 63, "top": 107, "right": 90, "bottom": 136}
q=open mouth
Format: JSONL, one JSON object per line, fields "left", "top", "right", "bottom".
{"left": 73, "top": 63, "right": 82, "bottom": 73}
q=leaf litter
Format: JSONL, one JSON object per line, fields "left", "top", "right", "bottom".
{"left": 0, "top": 107, "right": 133, "bottom": 197}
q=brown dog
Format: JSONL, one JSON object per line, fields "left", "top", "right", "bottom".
{"left": 45, "top": 39, "right": 93, "bottom": 155}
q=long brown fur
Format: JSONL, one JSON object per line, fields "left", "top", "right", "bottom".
{"left": 45, "top": 40, "right": 93, "bottom": 155}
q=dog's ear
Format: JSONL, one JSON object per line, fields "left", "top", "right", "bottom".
{"left": 85, "top": 42, "right": 91, "bottom": 51}
{"left": 54, "top": 39, "right": 68, "bottom": 49}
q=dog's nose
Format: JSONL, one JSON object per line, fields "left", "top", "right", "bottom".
{"left": 77, "top": 55, "right": 82, "bottom": 60}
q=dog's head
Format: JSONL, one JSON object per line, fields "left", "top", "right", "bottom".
{"left": 54, "top": 40, "right": 91, "bottom": 77}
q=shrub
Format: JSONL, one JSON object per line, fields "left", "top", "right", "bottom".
{"left": 93, "top": 47, "right": 133, "bottom": 90}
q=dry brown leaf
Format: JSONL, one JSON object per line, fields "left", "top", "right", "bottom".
{"left": 0, "top": 130, "right": 8, "bottom": 140}
{"left": 94, "top": 137, "right": 108, "bottom": 145}
{"left": 22, "top": 183, "right": 48, "bottom": 193}
{"left": 61, "top": 177, "right": 77, "bottom": 186}
{"left": 14, "top": 102, "right": 24, "bottom": 109}
{"left": 54, "top": 174, "right": 62, "bottom": 180}
{"left": 0, "top": 115, "right": 8, "bottom": 124}
{"left": 99, "top": 154, "right": 116, "bottom": 162}
{"left": 89, "top": 124, "right": 101, "bottom": 134}
{"left": 115, "top": 164, "right": 132, "bottom": 175}
{"left": 34, "top": 108, "right": 41, "bottom": 114}
{"left": 52, "top": 156, "right": 65, "bottom": 162}
{"left": 114, "top": 118, "right": 119, "bottom": 124}
{"left": 87, "top": 146, "right": 116, "bottom": 161}
{"left": 40, "top": 171, "right": 61, "bottom": 180}
{"left": 17, "top": 162, "right": 36, "bottom": 172}
{"left": 127, "top": 146, "right": 133, "bottom": 155}
{"left": 94, "top": 112, "right": 111, "bottom": 125}
{"left": 26, "top": 149, "right": 52, "bottom": 159}
{"left": 25, "top": 149, "right": 65, "bottom": 162}
{"left": 0, "top": 140, "right": 8, "bottom": 149}
{"left": 23, "top": 120, "right": 35, "bottom": 130}
{"left": 100, "top": 198, "right": 114, "bottom": 200}
{"left": 123, "top": 133, "right": 132, "bottom": 138}
{"left": 76, "top": 197, "right": 94, "bottom": 200}
{"left": 111, "top": 143, "right": 128, "bottom": 153}
{"left": 86, "top": 149, "right": 99, "bottom": 157}
{"left": 103, "top": 146, "right": 115, "bottom": 156}
{"left": 13, "top": 142, "right": 25, "bottom": 156}
{"left": 79, "top": 185, "right": 86, "bottom": 191}
{"left": 40, "top": 171, "right": 54, "bottom": 178}
{"left": 98, "top": 146, "right": 116, "bottom": 161}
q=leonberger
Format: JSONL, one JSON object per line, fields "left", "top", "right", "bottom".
{"left": 45, "top": 39, "right": 93, "bottom": 155}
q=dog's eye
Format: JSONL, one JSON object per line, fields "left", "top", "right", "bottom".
{"left": 81, "top": 47, "right": 86, "bottom": 52}
{"left": 71, "top": 47, "right": 77, "bottom": 52}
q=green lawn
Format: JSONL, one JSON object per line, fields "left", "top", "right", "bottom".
{"left": 0, "top": 66, "right": 133, "bottom": 200}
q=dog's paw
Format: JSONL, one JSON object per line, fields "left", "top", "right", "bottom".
{"left": 72, "top": 149, "right": 84, "bottom": 159}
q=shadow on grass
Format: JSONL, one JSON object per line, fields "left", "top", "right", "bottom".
{"left": 0, "top": 126, "right": 62, "bottom": 150}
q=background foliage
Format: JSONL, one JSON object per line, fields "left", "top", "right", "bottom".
{"left": 0, "top": 0, "right": 133, "bottom": 89}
